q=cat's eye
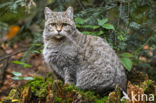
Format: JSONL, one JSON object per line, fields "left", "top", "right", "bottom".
{"left": 62, "top": 23, "right": 68, "bottom": 26}
{"left": 50, "top": 23, "right": 56, "bottom": 26}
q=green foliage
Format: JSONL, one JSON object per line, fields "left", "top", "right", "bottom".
{"left": 23, "top": 77, "right": 34, "bottom": 80}
{"left": 31, "top": 43, "right": 44, "bottom": 54}
{"left": 120, "top": 57, "right": 132, "bottom": 71}
{"left": 79, "top": 90, "right": 96, "bottom": 101}
{"left": 0, "top": 0, "right": 27, "bottom": 24}
{"left": 11, "top": 71, "right": 34, "bottom": 80}
{"left": 102, "top": 24, "right": 115, "bottom": 30}
{"left": 75, "top": 17, "right": 115, "bottom": 36}
{"left": 0, "top": 0, "right": 25, "bottom": 13}
{"left": 11, "top": 76, "right": 23, "bottom": 80}
{"left": 143, "top": 80, "right": 153, "bottom": 91}
{"left": 26, "top": 77, "right": 53, "bottom": 98}
{"left": 64, "top": 84, "right": 74, "bottom": 92}
{"left": 55, "top": 97, "right": 63, "bottom": 103}
{"left": 12, "top": 60, "right": 32, "bottom": 68}
{"left": 97, "top": 18, "right": 108, "bottom": 26}
{"left": 121, "top": 53, "right": 134, "bottom": 58}
{"left": 75, "top": 17, "right": 85, "bottom": 25}
{"left": 94, "top": 96, "right": 108, "bottom": 103}
{"left": 25, "top": 77, "right": 109, "bottom": 102}
{"left": 121, "top": 99, "right": 127, "bottom": 103}
{"left": 12, "top": 71, "right": 22, "bottom": 77}
{"left": 4, "top": 75, "right": 156, "bottom": 103}
{"left": 120, "top": 53, "right": 134, "bottom": 71}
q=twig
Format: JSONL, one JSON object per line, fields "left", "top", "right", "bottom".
{"left": 0, "top": 49, "right": 27, "bottom": 62}
{"left": 76, "top": 0, "right": 85, "bottom": 10}
{"left": 0, "top": 58, "right": 9, "bottom": 88}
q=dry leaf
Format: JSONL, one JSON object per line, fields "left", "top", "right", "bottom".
{"left": 3, "top": 25, "right": 20, "bottom": 41}
{"left": 143, "top": 45, "right": 149, "bottom": 50}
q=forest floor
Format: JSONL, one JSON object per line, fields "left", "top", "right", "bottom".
{"left": 0, "top": 40, "right": 51, "bottom": 101}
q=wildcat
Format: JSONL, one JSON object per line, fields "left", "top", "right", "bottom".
{"left": 43, "top": 7, "right": 127, "bottom": 94}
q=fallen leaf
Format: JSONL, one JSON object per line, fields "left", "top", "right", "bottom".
{"left": 143, "top": 45, "right": 149, "bottom": 50}
{"left": 148, "top": 51, "right": 153, "bottom": 56}
{"left": 13, "top": 44, "right": 18, "bottom": 49}
{"left": 3, "top": 25, "right": 20, "bottom": 41}
{"left": 11, "top": 53, "right": 23, "bottom": 59}
{"left": 1, "top": 43, "right": 8, "bottom": 50}
{"left": 6, "top": 49, "right": 13, "bottom": 54}
{"left": 139, "top": 56, "right": 149, "bottom": 62}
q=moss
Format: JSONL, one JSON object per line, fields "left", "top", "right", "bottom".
{"left": 2, "top": 88, "right": 21, "bottom": 103}
{"left": 3, "top": 74, "right": 155, "bottom": 103}
{"left": 55, "top": 97, "right": 63, "bottom": 103}
{"left": 64, "top": 84, "right": 74, "bottom": 92}
{"left": 94, "top": 96, "right": 108, "bottom": 103}
{"left": 8, "top": 89, "right": 19, "bottom": 99}
{"left": 24, "top": 77, "right": 116, "bottom": 103}
{"left": 79, "top": 90, "right": 96, "bottom": 101}
{"left": 65, "top": 98, "right": 72, "bottom": 103}
{"left": 26, "top": 77, "right": 53, "bottom": 98}
{"left": 142, "top": 80, "right": 156, "bottom": 94}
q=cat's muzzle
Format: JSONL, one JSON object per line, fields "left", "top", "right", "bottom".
{"left": 54, "top": 33, "right": 64, "bottom": 39}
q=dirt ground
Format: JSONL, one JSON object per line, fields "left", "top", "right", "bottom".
{"left": 0, "top": 40, "right": 51, "bottom": 101}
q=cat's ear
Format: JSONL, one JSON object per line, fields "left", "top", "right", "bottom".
{"left": 66, "top": 7, "right": 73, "bottom": 19}
{"left": 44, "top": 7, "right": 52, "bottom": 20}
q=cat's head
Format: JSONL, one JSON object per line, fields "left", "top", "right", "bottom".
{"left": 43, "top": 7, "right": 76, "bottom": 40}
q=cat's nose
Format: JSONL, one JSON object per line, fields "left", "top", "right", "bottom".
{"left": 57, "top": 30, "right": 61, "bottom": 33}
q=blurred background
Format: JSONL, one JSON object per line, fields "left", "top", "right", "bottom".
{"left": 0, "top": 0, "right": 156, "bottom": 100}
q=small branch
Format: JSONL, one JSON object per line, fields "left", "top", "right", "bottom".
{"left": 0, "top": 59, "right": 9, "bottom": 88}
{"left": 0, "top": 49, "right": 27, "bottom": 62}
{"left": 76, "top": 0, "right": 85, "bottom": 10}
